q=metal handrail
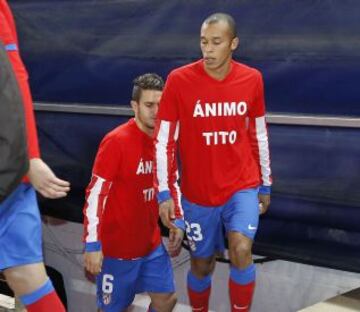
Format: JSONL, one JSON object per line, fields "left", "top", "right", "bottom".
{"left": 34, "top": 102, "right": 360, "bottom": 128}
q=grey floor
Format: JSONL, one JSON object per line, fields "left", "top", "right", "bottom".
{"left": 2, "top": 230, "right": 360, "bottom": 312}
{"left": 131, "top": 245, "right": 360, "bottom": 312}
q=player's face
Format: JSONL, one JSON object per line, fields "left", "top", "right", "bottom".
{"left": 132, "top": 89, "right": 162, "bottom": 131}
{"left": 200, "top": 21, "right": 239, "bottom": 72}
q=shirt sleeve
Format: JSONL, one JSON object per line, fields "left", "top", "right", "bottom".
{"left": 83, "top": 134, "right": 121, "bottom": 250}
{"left": 154, "top": 71, "right": 181, "bottom": 202}
{"left": 247, "top": 72, "right": 272, "bottom": 192}
{"left": 157, "top": 72, "right": 180, "bottom": 122}
{"left": 154, "top": 120, "right": 180, "bottom": 202}
{"left": 92, "top": 134, "right": 122, "bottom": 181}
{"left": 168, "top": 151, "right": 184, "bottom": 229}
{"left": 0, "top": 9, "right": 40, "bottom": 159}
{"left": 248, "top": 71, "right": 266, "bottom": 118}
{"left": 0, "top": 1, "right": 19, "bottom": 45}
{"left": 83, "top": 175, "right": 112, "bottom": 251}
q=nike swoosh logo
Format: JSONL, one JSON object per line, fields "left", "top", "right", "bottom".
{"left": 248, "top": 224, "right": 257, "bottom": 230}
{"left": 233, "top": 304, "right": 249, "bottom": 310}
{"left": 192, "top": 307, "right": 204, "bottom": 311}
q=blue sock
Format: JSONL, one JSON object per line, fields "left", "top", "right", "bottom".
{"left": 187, "top": 270, "right": 212, "bottom": 292}
{"left": 230, "top": 264, "right": 256, "bottom": 285}
{"left": 20, "top": 278, "right": 54, "bottom": 305}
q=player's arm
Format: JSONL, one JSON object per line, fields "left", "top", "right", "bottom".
{"left": 248, "top": 72, "right": 272, "bottom": 214}
{"left": 83, "top": 135, "right": 119, "bottom": 274}
{"left": 1, "top": 9, "right": 70, "bottom": 198}
{"left": 0, "top": 9, "right": 40, "bottom": 159}
{"left": 83, "top": 174, "right": 112, "bottom": 275}
{"left": 154, "top": 72, "right": 182, "bottom": 228}
{"left": 167, "top": 156, "right": 185, "bottom": 257}
{"left": 0, "top": 1, "right": 19, "bottom": 45}
{"left": 154, "top": 119, "right": 181, "bottom": 229}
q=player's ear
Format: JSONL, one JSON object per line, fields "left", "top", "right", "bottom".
{"left": 131, "top": 100, "right": 138, "bottom": 112}
{"left": 231, "top": 36, "right": 239, "bottom": 51}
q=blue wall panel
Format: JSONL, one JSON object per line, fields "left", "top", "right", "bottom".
{"left": 10, "top": 0, "right": 360, "bottom": 115}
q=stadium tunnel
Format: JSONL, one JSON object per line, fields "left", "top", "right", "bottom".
{"left": 2, "top": 1, "right": 360, "bottom": 311}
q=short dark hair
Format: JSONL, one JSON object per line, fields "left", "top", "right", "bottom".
{"left": 203, "top": 13, "right": 237, "bottom": 38}
{"left": 132, "top": 73, "right": 164, "bottom": 102}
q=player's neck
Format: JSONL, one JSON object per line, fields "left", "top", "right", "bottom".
{"left": 204, "top": 59, "right": 232, "bottom": 81}
{"left": 134, "top": 118, "right": 154, "bottom": 137}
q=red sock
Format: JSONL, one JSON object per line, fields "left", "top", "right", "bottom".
{"left": 187, "top": 286, "right": 211, "bottom": 312}
{"left": 26, "top": 290, "right": 65, "bottom": 312}
{"left": 229, "top": 279, "right": 255, "bottom": 312}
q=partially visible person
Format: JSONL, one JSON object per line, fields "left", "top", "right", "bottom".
{"left": 0, "top": 2, "right": 70, "bottom": 311}
{"left": 83, "top": 73, "right": 184, "bottom": 312}
{"left": 0, "top": 40, "right": 28, "bottom": 203}
{"left": 154, "top": 13, "right": 272, "bottom": 312}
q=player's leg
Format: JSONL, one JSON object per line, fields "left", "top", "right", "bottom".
{"left": 228, "top": 232, "right": 253, "bottom": 268}
{"left": 4, "top": 263, "right": 47, "bottom": 295}
{"left": 182, "top": 197, "right": 223, "bottom": 312}
{"left": 4, "top": 262, "right": 65, "bottom": 312}
{"left": 96, "top": 257, "right": 141, "bottom": 312}
{"left": 147, "top": 292, "right": 177, "bottom": 312}
{"left": 227, "top": 232, "right": 255, "bottom": 312}
{"left": 187, "top": 255, "right": 216, "bottom": 312}
{"left": 0, "top": 184, "right": 65, "bottom": 312}
{"left": 136, "top": 244, "right": 176, "bottom": 312}
{"left": 223, "top": 187, "right": 259, "bottom": 312}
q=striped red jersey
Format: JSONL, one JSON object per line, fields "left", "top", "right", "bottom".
{"left": 83, "top": 118, "right": 182, "bottom": 259}
{"left": 155, "top": 60, "right": 272, "bottom": 206}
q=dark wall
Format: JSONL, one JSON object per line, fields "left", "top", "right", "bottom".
{"left": 10, "top": 0, "right": 360, "bottom": 115}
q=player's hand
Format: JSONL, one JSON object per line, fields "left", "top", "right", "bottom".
{"left": 84, "top": 251, "right": 103, "bottom": 275}
{"left": 258, "top": 193, "right": 270, "bottom": 214}
{"left": 159, "top": 198, "right": 176, "bottom": 230}
{"left": 28, "top": 158, "right": 70, "bottom": 198}
{"left": 168, "top": 227, "right": 184, "bottom": 257}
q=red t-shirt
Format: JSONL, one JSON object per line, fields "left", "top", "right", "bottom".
{"left": 155, "top": 60, "right": 272, "bottom": 206}
{"left": 84, "top": 119, "right": 181, "bottom": 259}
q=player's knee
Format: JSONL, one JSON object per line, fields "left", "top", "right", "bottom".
{"left": 4, "top": 264, "right": 48, "bottom": 295}
{"left": 229, "top": 240, "right": 252, "bottom": 265}
{"left": 191, "top": 257, "right": 215, "bottom": 278}
{"left": 4, "top": 268, "right": 26, "bottom": 286}
{"left": 152, "top": 292, "right": 177, "bottom": 312}
{"left": 165, "top": 293, "right": 177, "bottom": 310}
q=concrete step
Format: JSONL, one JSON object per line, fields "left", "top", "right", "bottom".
{"left": 298, "top": 287, "right": 360, "bottom": 312}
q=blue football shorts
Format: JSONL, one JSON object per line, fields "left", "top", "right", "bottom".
{"left": 97, "top": 244, "right": 175, "bottom": 312}
{"left": 0, "top": 183, "right": 43, "bottom": 270}
{"left": 182, "top": 187, "right": 259, "bottom": 258}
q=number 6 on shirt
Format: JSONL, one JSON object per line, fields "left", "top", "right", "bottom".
{"left": 102, "top": 274, "right": 114, "bottom": 294}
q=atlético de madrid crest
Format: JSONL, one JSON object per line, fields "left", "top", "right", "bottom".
{"left": 103, "top": 293, "right": 112, "bottom": 305}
